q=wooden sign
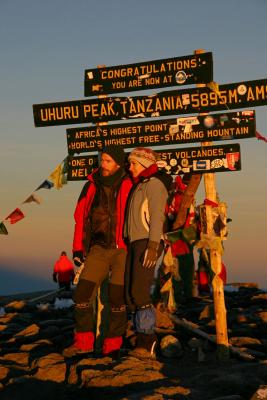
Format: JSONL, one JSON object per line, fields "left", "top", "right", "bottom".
{"left": 84, "top": 52, "right": 213, "bottom": 96}
{"left": 67, "top": 143, "right": 241, "bottom": 180}
{"left": 67, "top": 154, "right": 99, "bottom": 180}
{"left": 66, "top": 110, "right": 255, "bottom": 155}
{"left": 33, "top": 78, "right": 267, "bottom": 127}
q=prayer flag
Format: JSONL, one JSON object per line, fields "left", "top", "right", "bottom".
{"left": 48, "top": 163, "right": 64, "bottom": 189}
{"left": 5, "top": 208, "right": 25, "bottom": 224}
{"left": 164, "top": 229, "right": 183, "bottom": 243}
{"left": 62, "top": 157, "right": 69, "bottom": 174}
{"left": 23, "top": 193, "right": 42, "bottom": 205}
{"left": 35, "top": 180, "right": 54, "bottom": 191}
{"left": 0, "top": 222, "right": 8, "bottom": 235}
{"left": 256, "top": 131, "right": 267, "bottom": 143}
{"left": 207, "top": 81, "right": 220, "bottom": 96}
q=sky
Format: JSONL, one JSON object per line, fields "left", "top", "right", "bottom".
{"left": 0, "top": 0, "right": 267, "bottom": 295}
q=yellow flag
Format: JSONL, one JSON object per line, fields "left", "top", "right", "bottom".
{"left": 48, "top": 163, "right": 63, "bottom": 189}
{"left": 207, "top": 81, "right": 220, "bottom": 96}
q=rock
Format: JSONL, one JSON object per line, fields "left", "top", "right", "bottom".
{"left": 229, "top": 337, "right": 262, "bottom": 347}
{"left": 33, "top": 353, "right": 66, "bottom": 383}
{"left": 19, "top": 339, "right": 52, "bottom": 352}
{"left": 14, "top": 324, "right": 40, "bottom": 338}
{"left": 249, "top": 385, "right": 267, "bottom": 400}
{"left": 160, "top": 335, "right": 183, "bottom": 358}
{"left": 38, "top": 318, "right": 74, "bottom": 328}
{"left": 0, "top": 366, "right": 9, "bottom": 380}
{"left": 251, "top": 293, "right": 267, "bottom": 302}
{"left": 155, "top": 306, "right": 174, "bottom": 329}
{"left": 257, "top": 311, "right": 267, "bottom": 323}
{"left": 231, "top": 282, "right": 259, "bottom": 289}
{"left": 0, "top": 286, "right": 266, "bottom": 399}
{"left": 4, "top": 301, "right": 26, "bottom": 311}
{"left": 0, "top": 313, "right": 18, "bottom": 324}
{"left": 40, "top": 325, "right": 60, "bottom": 338}
{"left": 0, "top": 352, "right": 29, "bottom": 367}
{"left": 209, "top": 396, "right": 242, "bottom": 400}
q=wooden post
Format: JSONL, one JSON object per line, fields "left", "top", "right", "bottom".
{"left": 195, "top": 49, "right": 229, "bottom": 360}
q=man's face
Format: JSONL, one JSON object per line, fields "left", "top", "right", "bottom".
{"left": 101, "top": 153, "right": 120, "bottom": 176}
{"left": 129, "top": 159, "right": 145, "bottom": 178}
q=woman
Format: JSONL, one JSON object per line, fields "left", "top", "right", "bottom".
{"left": 124, "top": 147, "right": 171, "bottom": 358}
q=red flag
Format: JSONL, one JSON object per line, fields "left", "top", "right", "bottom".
{"left": 256, "top": 131, "right": 267, "bottom": 143}
{"left": 204, "top": 199, "right": 218, "bottom": 207}
{"left": 5, "top": 208, "right": 25, "bottom": 224}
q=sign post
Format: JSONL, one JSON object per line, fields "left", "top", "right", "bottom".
{"left": 195, "top": 49, "right": 229, "bottom": 360}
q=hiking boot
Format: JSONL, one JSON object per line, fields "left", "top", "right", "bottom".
{"left": 128, "top": 333, "right": 157, "bottom": 360}
{"left": 63, "top": 344, "right": 94, "bottom": 358}
{"left": 102, "top": 336, "right": 122, "bottom": 356}
{"left": 128, "top": 345, "right": 156, "bottom": 360}
{"left": 63, "top": 331, "right": 94, "bottom": 358}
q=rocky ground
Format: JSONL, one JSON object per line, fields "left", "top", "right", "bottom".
{"left": 0, "top": 285, "right": 266, "bottom": 400}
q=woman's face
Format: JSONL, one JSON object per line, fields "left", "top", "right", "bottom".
{"left": 129, "top": 159, "right": 145, "bottom": 178}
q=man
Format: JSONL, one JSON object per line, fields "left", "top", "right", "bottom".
{"left": 53, "top": 251, "right": 75, "bottom": 291}
{"left": 124, "top": 147, "right": 171, "bottom": 358}
{"left": 63, "top": 145, "right": 132, "bottom": 358}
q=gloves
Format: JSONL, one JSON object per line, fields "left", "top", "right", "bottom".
{"left": 142, "top": 241, "right": 160, "bottom": 269}
{"left": 73, "top": 251, "right": 84, "bottom": 267}
{"left": 53, "top": 273, "right": 57, "bottom": 283}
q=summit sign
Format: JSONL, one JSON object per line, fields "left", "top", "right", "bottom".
{"left": 84, "top": 52, "right": 213, "bottom": 96}
{"left": 33, "top": 78, "right": 267, "bottom": 127}
{"left": 66, "top": 111, "right": 255, "bottom": 154}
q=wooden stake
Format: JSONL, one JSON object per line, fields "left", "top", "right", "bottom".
{"left": 195, "top": 49, "right": 229, "bottom": 360}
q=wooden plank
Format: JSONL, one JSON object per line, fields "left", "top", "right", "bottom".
{"left": 67, "top": 143, "right": 241, "bottom": 180}
{"left": 66, "top": 110, "right": 255, "bottom": 155}
{"left": 33, "top": 78, "right": 267, "bottom": 127}
{"left": 169, "top": 315, "right": 254, "bottom": 361}
{"left": 84, "top": 52, "right": 213, "bottom": 96}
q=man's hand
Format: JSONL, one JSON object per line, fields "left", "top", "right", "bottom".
{"left": 73, "top": 251, "right": 84, "bottom": 267}
{"left": 142, "top": 241, "right": 160, "bottom": 269}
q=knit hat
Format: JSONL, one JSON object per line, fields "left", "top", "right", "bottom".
{"left": 128, "top": 147, "right": 157, "bottom": 168}
{"left": 101, "top": 144, "right": 125, "bottom": 167}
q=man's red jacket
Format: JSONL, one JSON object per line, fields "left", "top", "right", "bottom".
{"left": 53, "top": 255, "right": 75, "bottom": 283}
{"left": 72, "top": 170, "right": 132, "bottom": 254}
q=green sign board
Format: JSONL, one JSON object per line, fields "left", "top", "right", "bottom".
{"left": 67, "top": 143, "right": 241, "bottom": 181}
{"left": 66, "top": 110, "right": 255, "bottom": 155}
{"left": 33, "top": 78, "right": 267, "bottom": 127}
{"left": 84, "top": 52, "right": 213, "bottom": 96}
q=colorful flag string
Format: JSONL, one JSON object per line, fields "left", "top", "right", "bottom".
{"left": 1, "top": 156, "right": 68, "bottom": 235}
{"left": 256, "top": 130, "right": 267, "bottom": 143}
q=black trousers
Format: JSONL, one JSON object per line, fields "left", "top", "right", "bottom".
{"left": 125, "top": 239, "right": 163, "bottom": 310}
